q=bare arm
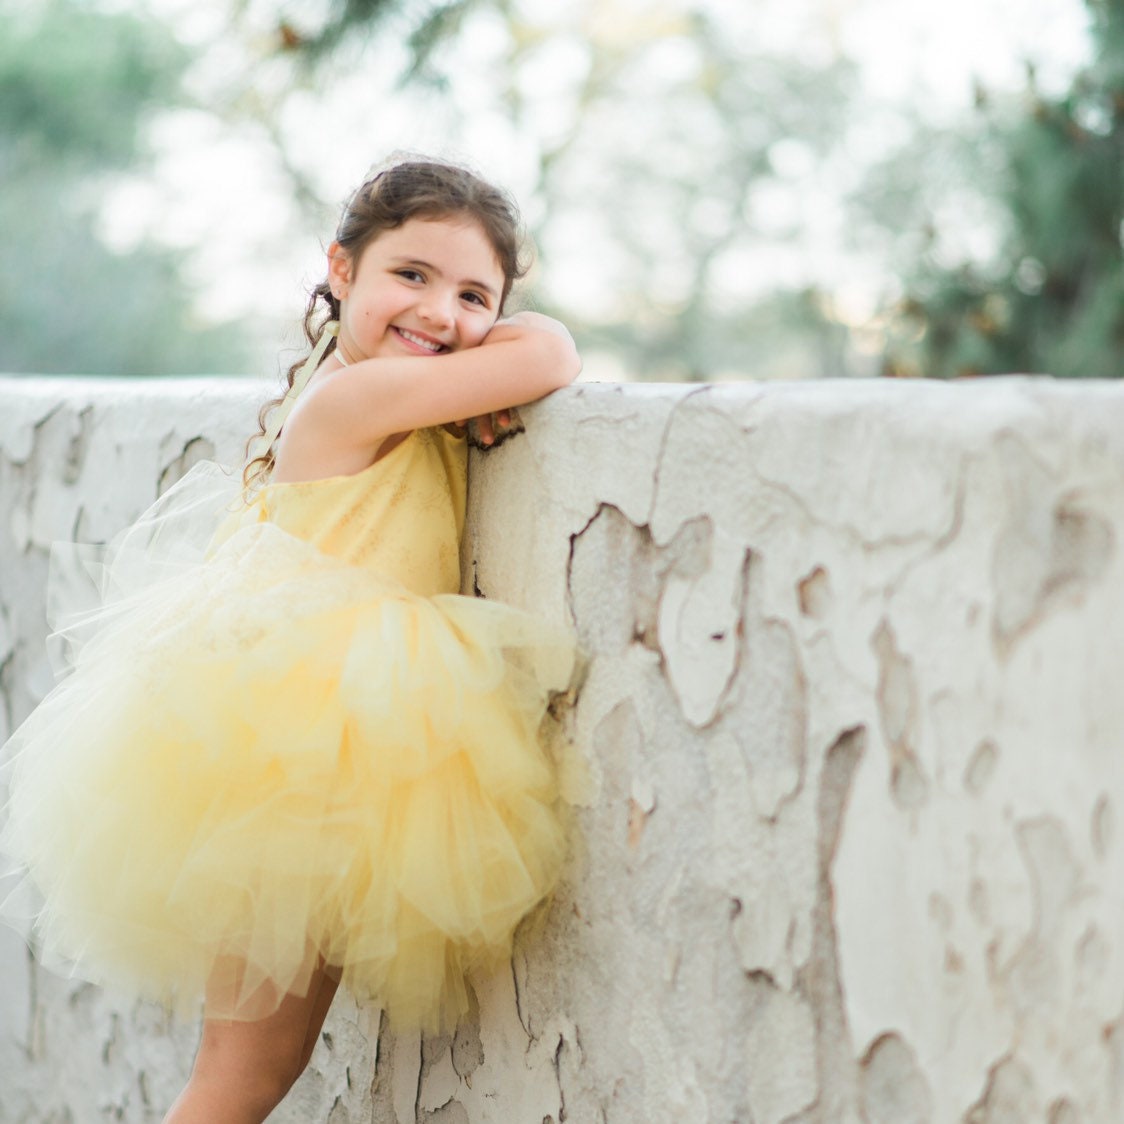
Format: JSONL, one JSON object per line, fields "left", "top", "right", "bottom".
{"left": 299, "top": 312, "right": 579, "bottom": 454}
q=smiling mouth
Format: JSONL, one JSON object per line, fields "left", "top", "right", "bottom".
{"left": 394, "top": 327, "right": 447, "bottom": 353}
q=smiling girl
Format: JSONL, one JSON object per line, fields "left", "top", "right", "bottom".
{"left": 0, "top": 158, "right": 581, "bottom": 1122}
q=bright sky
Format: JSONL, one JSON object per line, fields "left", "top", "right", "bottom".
{"left": 100, "top": 0, "right": 1093, "bottom": 369}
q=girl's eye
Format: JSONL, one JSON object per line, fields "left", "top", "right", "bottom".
{"left": 397, "top": 269, "right": 424, "bottom": 283}
{"left": 461, "top": 291, "right": 488, "bottom": 307}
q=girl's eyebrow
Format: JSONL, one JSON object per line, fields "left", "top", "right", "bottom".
{"left": 393, "top": 257, "right": 498, "bottom": 300}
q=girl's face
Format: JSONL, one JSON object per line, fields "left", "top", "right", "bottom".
{"left": 328, "top": 215, "right": 505, "bottom": 363}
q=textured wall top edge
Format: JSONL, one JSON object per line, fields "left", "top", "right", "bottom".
{"left": 5, "top": 374, "right": 1124, "bottom": 1124}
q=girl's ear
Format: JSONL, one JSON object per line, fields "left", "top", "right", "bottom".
{"left": 327, "top": 241, "right": 353, "bottom": 300}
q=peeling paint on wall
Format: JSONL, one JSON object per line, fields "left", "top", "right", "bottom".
{"left": 5, "top": 377, "right": 1124, "bottom": 1122}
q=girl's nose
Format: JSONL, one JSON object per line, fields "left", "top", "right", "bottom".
{"left": 418, "top": 289, "right": 456, "bottom": 328}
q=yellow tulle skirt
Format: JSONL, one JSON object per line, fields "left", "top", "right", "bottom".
{"left": 0, "top": 464, "right": 575, "bottom": 1031}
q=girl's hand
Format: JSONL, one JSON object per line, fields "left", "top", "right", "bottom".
{"left": 454, "top": 409, "right": 513, "bottom": 445}
{"left": 457, "top": 409, "right": 518, "bottom": 447}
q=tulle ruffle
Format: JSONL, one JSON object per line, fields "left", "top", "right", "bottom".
{"left": 0, "top": 462, "right": 575, "bottom": 1031}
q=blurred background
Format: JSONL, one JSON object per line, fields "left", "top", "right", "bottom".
{"left": 0, "top": 0, "right": 1118, "bottom": 382}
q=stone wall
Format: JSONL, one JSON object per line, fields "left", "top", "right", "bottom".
{"left": 3, "top": 375, "right": 1124, "bottom": 1122}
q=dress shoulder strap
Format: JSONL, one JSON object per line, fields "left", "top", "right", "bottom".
{"left": 248, "top": 321, "right": 339, "bottom": 464}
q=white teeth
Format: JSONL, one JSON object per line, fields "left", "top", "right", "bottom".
{"left": 398, "top": 328, "right": 442, "bottom": 351}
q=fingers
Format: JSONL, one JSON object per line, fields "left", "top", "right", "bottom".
{"left": 463, "top": 411, "right": 517, "bottom": 448}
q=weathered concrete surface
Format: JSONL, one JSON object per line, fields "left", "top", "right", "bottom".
{"left": 3, "top": 375, "right": 1124, "bottom": 1122}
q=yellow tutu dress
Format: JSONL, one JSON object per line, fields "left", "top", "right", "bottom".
{"left": 0, "top": 397, "right": 575, "bottom": 1031}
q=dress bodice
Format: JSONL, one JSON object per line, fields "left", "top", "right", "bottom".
{"left": 248, "top": 427, "right": 466, "bottom": 596}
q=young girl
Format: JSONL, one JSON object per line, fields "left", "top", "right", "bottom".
{"left": 0, "top": 158, "right": 581, "bottom": 1122}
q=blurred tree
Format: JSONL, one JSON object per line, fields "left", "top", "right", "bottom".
{"left": 268, "top": 0, "right": 477, "bottom": 78}
{"left": 272, "top": 0, "right": 858, "bottom": 378}
{"left": 515, "top": 11, "right": 858, "bottom": 379}
{"left": 875, "top": 0, "right": 1124, "bottom": 378}
{"left": 0, "top": 1, "right": 247, "bottom": 374}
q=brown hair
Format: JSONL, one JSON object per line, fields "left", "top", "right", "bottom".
{"left": 244, "top": 158, "right": 528, "bottom": 486}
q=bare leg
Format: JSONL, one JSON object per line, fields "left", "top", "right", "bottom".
{"left": 297, "top": 963, "right": 342, "bottom": 1073}
{"left": 162, "top": 963, "right": 339, "bottom": 1124}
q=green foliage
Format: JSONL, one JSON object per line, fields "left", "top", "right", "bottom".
{"left": 0, "top": 2, "right": 183, "bottom": 170}
{"left": 883, "top": 0, "right": 1124, "bottom": 378}
{"left": 0, "top": 1, "right": 248, "bottom": 375}
{"left": 401, "top": 1, "right": 479, "bottom": 85}
{"left": 0, "top": 181, "right": 238, "bottom": 377}
{"left": 275, "top": 0, "right": 472, "bottom": 66}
